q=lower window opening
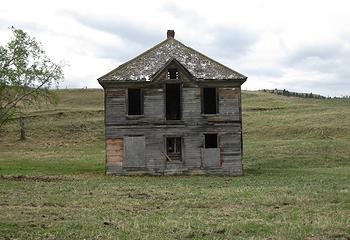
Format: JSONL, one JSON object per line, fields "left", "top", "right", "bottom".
{"left": 166, "top": 137, "right": 182, "bottom": 161}
{"left": 204, "top": 134, "right": 218, "bottom": 148}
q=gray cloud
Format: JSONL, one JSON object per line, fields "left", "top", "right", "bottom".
{"left": 59, "top": 12, "right": 165, "bottom": 62}
{"left": 285, "top": 42, "right": 350, "bottom": 87}
{"left": 207, "top": 27, "right": 258, "bottom": 59}
{"left": 244, "top": 67, "right": 284, "bottom": 78}
{"left": 0, "top": 18, "right": 48, "bottom": 34}
{"left": 286, "top": 43, "right": 343, "bottom": 71}
{"left": 288, "top": 44, "right": 342, "bottom": 63}
{"left": 68, "top": 13, "right": 162, "bottom": 46}
{"left": 162, "top": 3, "right": 258, "bottom": 59}
{"left": 95, "top": 41, "right": 145, "bottom": 62}
{"left": 162, "top": 2, "right": 203, "bottom": 24}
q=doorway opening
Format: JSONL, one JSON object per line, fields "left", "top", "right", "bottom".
{"left": 166, "top": 83, "right": 181, "bottom": 120}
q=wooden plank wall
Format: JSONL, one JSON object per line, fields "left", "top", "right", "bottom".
{"left": 106, "top": 89, "right": 125, "bottom": 125}
{"left": 106, "top": 138, "right": 123, "bottom": 167}
{"left": 124, "top": 136, "right": 146, "bottom": 169}
{"left": 104, "top": 77, "right": 243, "bottom": 175}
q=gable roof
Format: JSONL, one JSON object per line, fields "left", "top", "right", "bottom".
{"left": 98, "top": 37, "right": 247, "bottom": 82}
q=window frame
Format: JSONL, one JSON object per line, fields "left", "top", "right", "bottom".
{"left": 167, "top": 68, "right": 179, "bottom": 80}
{"left": 204, "top": 133, "right": 219, "bottom": 149}
{"left": 164, "top": 83, "right": 182, "bottom": 120}
{"left": 201, "top": 87, "right": 219, "bottom": 115}
{"left": 164, "top": 136, "right": 183, "bottom": 162}
{"left": 126, "top": 88, "right": 144, "bottom": 116}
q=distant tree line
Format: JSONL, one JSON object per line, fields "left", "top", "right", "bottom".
{"left": 260, "top": 89, "right": 350, "bottom": 99}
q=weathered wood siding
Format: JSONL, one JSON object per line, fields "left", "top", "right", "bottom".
{"left": 106, "top": 138, "right": 123, "bottom": 167}
{"left": 104, "top": 67, "right": 243, "bottom": 175}
{"left": 105, "top": 124, "right": 242, "bottom": 174}
{"left": 124, "top": 136, "right": 146, "bottom": 169}
{"left": 201, "top": 148, "right": 221, "bottom": 168}
{"left": 105, "top": 89, "right": 125, "bottom": 125}
{"left": 219, "top": 88, "right": 240, "bottom": 121}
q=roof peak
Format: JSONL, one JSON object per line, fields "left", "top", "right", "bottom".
{"left": 98, "top": 33, "right": 247, "bottom": 82}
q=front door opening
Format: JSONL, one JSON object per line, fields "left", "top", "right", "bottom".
{"left": 166, "top": 83, "right": 181, "bottom": 120}
{"left": 166, "top": 137, "right": 182, "bottom": 161}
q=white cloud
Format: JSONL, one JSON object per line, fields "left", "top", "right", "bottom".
{"left": 0, "top": 0, "right": 349, "bottom": 96}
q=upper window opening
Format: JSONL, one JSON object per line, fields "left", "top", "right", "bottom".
{"left": 204, "top": 134, "right": 218, "bottom": 148}
{"left": 128, "top": 88, "right": 143, "bottom": 115}
{"left": 166, "top": 83, "right": 181, "bottom": 120}
{"left": 167, "top": 68, "right": 179, "bottom": 79}
{"left": 202, "top": 88, "right": 218, "bottom": 114}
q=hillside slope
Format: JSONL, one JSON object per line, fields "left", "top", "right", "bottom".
{"left": 0, "top": 89, "right": 349, "bottom": 174}
{"left": 1, "top": 89, "right": 349, "bottom": 239}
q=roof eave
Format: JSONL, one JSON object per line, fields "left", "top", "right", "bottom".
{"left": 98, "top": 79, "right": 150, "bottom": 88}
{"left": 198, "top": 77, "right": 247, "bottom": 82}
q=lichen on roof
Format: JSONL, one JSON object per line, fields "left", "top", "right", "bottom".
{"left": 99, "top": 38, "right": 247, "bottom": 81}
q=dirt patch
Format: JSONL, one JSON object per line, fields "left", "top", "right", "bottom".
{"left": 331, "top": 233, "right": 350, "bottom": 240}
{"left": 244, "top": 107, "right": 284, "bottom": 112}
{"left": 0, "top": 175, "right": 67, "bottom": 182}
{"left": 75, "top": 172, "right": 103, "bottom": 177}
{"left": 127, "top": 193, "right": 152, "bottom": 199}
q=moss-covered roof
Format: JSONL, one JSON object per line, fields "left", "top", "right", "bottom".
{"left": 98, "top": 37, "right": 247, "bottom": 82}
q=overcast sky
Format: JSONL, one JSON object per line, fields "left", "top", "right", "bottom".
{"left": 1, "top": 0, "right": 349, "bottom": 96}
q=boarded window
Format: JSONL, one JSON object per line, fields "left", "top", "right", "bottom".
{"left": 166, "top": 137, "right": 182, "bottom": 161}
{"left": 202, "top": 88, "right": 218, "bottom": 114}
{"left": 128, "top": 89, "right": 143, "bottom": 115}
{"left": 204, "top": 134, "right": 218, "bottom": 148}
{"left": 167, "top": 68, "right": 179, "bottom": 79}
{"left": 106, "top": 138, "right": 123, "bottom": 166}
{"left": 166, "top": 84, "right": 181, "bottom": 120}
{"left": 124, "top": 136, "right": 146, "bottom": 168}
{"left": 201, "top": 148, "right": 220, "bottom": 168}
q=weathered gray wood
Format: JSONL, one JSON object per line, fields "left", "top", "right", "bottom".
{"left": 201, "top": 148, "right": 221, "bottom": 169}
{"left": 106, "top": 138, "right": 123, "bottom": 167}
{"left": 124, "top": 136, "right": 146, "bottom": 169}
{"left": 102, "top": 65, "right": 244, "bottom": 175}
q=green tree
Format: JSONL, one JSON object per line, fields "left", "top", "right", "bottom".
{"left": 0, "top": 27, "right": 64, "bottom": 133}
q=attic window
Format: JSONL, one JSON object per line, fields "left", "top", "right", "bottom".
{"left": 128, "top": 89, "right": 143, "bottom": 115}
{"left": 167, "top": 68, "right": 179, "bottom": 79}
{"left": 202, "top": 88, "right": 218, "bottom": 114}
{"left": 204, "top": 134, "right": 218, "bottom": 148}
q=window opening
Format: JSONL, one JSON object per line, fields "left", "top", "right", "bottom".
{"left": 128, "top": 89, "right": 143, "bottom": 115}
{"left": 166, "top": 137, "right": 182, "bottom": 161}
{"left": 204, "top": 134, "right": 218, "bottom": 148}
{"left": 203, "top": 88, "right": 218, "bottom": 114}
{"left": 167, "top": 68, "right": 179, "bottom": 79}
{"left": 166, "top": 84, "right": 181, "bottom": 120}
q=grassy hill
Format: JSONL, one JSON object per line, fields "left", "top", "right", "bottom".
{"left": 0, "top": 89, "right": 349, "bottom": 239}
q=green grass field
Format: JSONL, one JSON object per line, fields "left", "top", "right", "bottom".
{"left": 0, "top": 89, "right": 349, "bottom": 239}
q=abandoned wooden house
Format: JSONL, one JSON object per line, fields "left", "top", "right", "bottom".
{"left": 98, "top": 30, "right": 247, "bottom": 175}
